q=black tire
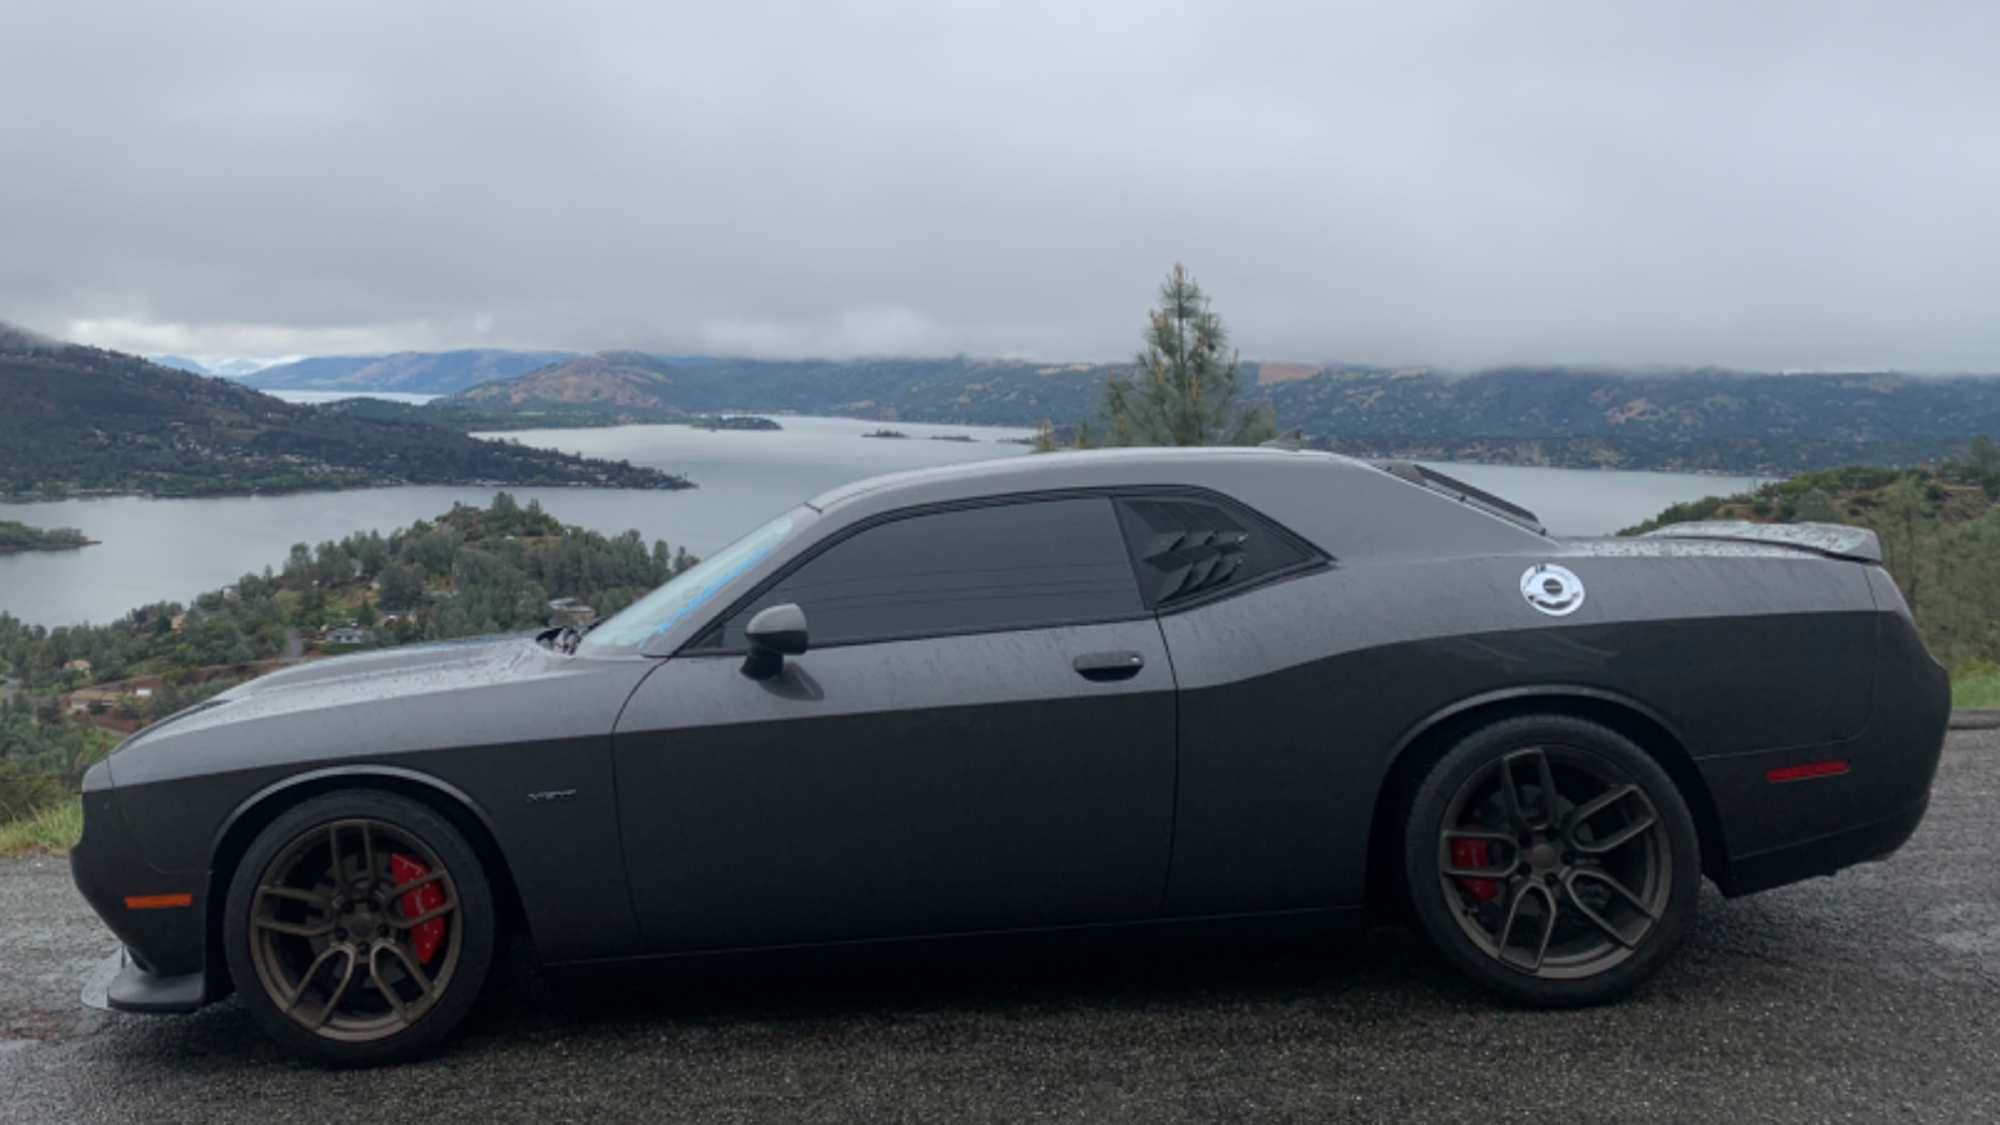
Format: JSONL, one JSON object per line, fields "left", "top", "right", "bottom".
{"left": 1401, "top": 715, "right": 1700, "bottom": 1006}
{"left": 223, "top": 790, "right": 496, "bottom": 1066}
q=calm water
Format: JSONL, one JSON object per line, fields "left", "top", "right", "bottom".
{"left": 0, "top": 415, "right": 1761, "bottom": 628}
{"left": 269, "top": 391, "right": 442, "bottom": 405}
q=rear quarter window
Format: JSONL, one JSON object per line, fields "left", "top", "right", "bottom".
{"left": 1115, "top": 495, "right": 1318, "bottom": 609}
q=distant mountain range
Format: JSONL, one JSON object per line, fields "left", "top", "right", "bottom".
{"left": 241, "top": 349, "right": 579, "bottom": 395}
{"left": 147, "top": 355, "right": 293, "bottom": 379}
{"left": 148, "top": 355, "right": 214, "bottom": 376}
{"left": 0, "top": 326, "right": 688, "bottom": 499}
{"left": 441, "top": 353, "right": 2000, "bottom": 473}
{"left": 95, "top": 336, "right": 2000, "bottom": 475}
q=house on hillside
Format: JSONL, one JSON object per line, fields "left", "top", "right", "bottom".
{"left": 548, "top": 597, "right": 596, "bottom": 624}
{"left": 64, "top": 686, "right": 122, "bottom": 713}
{"left": 62, "top": 677, "right": 159, "bottom": 714}
{"left": 325, "top": 627, "right": 374, "bottom": 645}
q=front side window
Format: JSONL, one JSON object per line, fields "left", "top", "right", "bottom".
{"left": 713, "top": 497, "right": 1143, "bottom": 649}
{"left": 587, "top": 509, "right": 801, "bottom": 648}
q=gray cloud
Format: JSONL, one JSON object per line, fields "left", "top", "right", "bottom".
{"left": 5, "top": 0, "right": 1998, "bottom": 370}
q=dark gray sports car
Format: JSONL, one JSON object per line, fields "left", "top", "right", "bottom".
{"left": 73, "top": 448, "right": 1950, "bottom": 1064}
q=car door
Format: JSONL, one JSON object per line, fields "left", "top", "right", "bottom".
{"left": 612, "top": 495, "right": 1178, "bottom": 952}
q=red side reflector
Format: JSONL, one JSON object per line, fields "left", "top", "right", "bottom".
{"left": 124, "top": 893, "right": 193, "bottom": 910}
{"left": 1767, "top": 760, "right": 1850, "bottom": 783}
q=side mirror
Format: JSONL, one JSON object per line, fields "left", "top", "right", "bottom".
{"left": 741, "top": 603, "right": 809, "bottom": 680}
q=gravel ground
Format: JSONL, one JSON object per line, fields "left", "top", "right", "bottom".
{"left": 2, "top": 733, "right": 1996, "bottom": 1125}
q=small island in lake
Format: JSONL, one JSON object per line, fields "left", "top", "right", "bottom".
{"left": 862, "top": 429, "right": 909, "bottom": 439}
{"left": 0, "top": 519, "right": 96, "bottom": 554}
{"left": 694, "top": 415, "right": 782, "bottom": 432}
{"left": 928, "top": 434, "right": 977, "bottom": 443}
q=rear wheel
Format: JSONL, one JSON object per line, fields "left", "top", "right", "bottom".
{"left": 224, "top": 791, "right": 495, "bottom": 1066}
{"left": 1402, "top": 715, "right": 1700, "bottom": 1006}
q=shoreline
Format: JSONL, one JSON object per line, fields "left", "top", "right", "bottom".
{"left": 0, "top": 478, "right": 696, "bottom": 506}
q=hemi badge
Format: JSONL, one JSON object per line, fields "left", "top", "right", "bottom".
{"left": 526, "top": 789, "right": 578, "bottom": 804}
{"left": 1766, "top": 760, "right": 1850, "bottom": 783}
{"left": 124, "top": 894, "right": 193, "bottom": 910}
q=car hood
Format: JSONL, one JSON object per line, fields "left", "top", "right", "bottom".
{"left": 196, "top": 632, "right": 551, "bottom": 715}
{"left": 101, "top": 633, "right": 655, "bottom": 788}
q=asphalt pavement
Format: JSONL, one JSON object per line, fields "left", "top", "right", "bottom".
{"left": 2, "top": 733, "right": 1996, "bottom": 1125}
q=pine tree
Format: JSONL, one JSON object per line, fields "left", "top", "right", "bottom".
{"left": 1098, "top": 264, "right": 1275, "bottom": 447}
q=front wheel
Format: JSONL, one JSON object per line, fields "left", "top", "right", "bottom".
{"left": 1402, "top": 715, "right": 1701, "bottom": 1006}
{"left": 223, "top": 790, "right": 496, "bottom": 1066}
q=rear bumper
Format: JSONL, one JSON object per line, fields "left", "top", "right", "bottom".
{"left": 1717, "top": 792, "right": 1929, "bottom": 897}
{"left": 1701, "top": 606, "right": 1949, "bottom": 897}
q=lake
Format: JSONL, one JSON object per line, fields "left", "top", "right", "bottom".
{"left": 268, "top": 391, "right": 443, "bottom": 406}
{"left": 0, "top": 415, "right": 1762, "bottom": 628}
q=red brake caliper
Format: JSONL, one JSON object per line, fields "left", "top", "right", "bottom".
{"left": 390, "top": 854, "right": 446, "bottom": 964}
{"left": 1450, "top": 830, "right": 1502, "bottom": 903}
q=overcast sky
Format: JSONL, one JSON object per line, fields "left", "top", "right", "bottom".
{"left": 4, "top": 1, "right": 1997, "bottom": 370}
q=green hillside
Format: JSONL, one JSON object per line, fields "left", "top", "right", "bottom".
{"left": 0, "top": 330, "right": 692, "bottom": 498}
{"left": 0, "top": 493, "right": 701, "bottom": 853}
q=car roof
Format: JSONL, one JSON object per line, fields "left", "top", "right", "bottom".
{"left": 803, "top": 446, "right": 1366, "bottom": 513}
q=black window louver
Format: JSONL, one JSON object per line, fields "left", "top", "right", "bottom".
{"left": 1116, "top": 497, "right": 1312, "bottom": 607}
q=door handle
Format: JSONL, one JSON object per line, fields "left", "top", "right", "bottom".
{"left": 1073, "top": 651, "right": 1145, "bottom": 682}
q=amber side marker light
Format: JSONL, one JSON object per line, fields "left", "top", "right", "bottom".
{"left": 123, "top": 893, "right": 193, "bottom": 910}
{"left": 1766, "top": 760, "right": 1850, "bottom": 783}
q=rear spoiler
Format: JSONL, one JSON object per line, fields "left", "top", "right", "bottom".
{"left": 1640, "top": 520, "right": 1881, "bottom": 563}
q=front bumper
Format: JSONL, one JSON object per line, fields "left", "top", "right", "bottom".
{"left": 70, "top": 787, "right": 215, "bottom": 1011}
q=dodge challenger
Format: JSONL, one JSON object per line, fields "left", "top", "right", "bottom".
{"left": 72, "top": 447, "right": 1950, "bottom": 1065}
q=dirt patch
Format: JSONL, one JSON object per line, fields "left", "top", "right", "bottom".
{"left": 0, "top": 1009, "right": 76, "bottom": 1041}
{"left": 1256, "top": 362, "right": 1323, "bottom": 386}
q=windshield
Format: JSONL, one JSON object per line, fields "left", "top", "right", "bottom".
{"left": 585, "top": 509, "right": 800, "bottom": 648}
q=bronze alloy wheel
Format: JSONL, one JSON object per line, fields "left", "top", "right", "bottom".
{"left": 246, "top": 817, "right": 467, "bottom": 1042}
{"left": 1404, "top": 715, "right": 1700, "bottom": 1006}
{"left": 1436, "top": 745, "right": 1673, "bottom": 979}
